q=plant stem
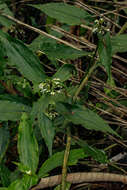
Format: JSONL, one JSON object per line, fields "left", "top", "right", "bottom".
{"left": 61, "top": 127, "right": 71, "bottom": 190}
{"left": 73, "top": 62, "right": 98, "bottom": 101}
{"left": 117, "top": 22, "right": 127, "bottom": 35}
{"left": 61, "top": 62, "right": 98, "bottom": 190}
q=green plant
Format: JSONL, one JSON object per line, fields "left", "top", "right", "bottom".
{"left": 0, "top": 1, "right": 127, "bottom": 190}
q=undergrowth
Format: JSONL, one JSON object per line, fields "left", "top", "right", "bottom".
{"left": 0, "top": 0, "right": 127, "bottom": 190}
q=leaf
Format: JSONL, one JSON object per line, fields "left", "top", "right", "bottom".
{"left": 30, "top": 95, "right": 52, "bottom": 122}
{"left": 74, "top": 138, "right": 108, "bottom": 164}
{"left": 18, "top": 113, "right": 39, "bottom": 174}
{"left": 0, "top": 30, "right": 46, "bottom": 83}
{"left": 0, "top": 163, "right": 11, "bottom": 186}
{"left": 22, "top": 174, "right": 38, "bottom": 190}
{"left": 98, "top": 32, "right": 112, "bottom": 78}
{"left": 111, "top": 34, "right": 127, "bottom": 54}
{"left": 56, "top": 103, "right": 119, "bottom": 137}
{"left": 29, "top": 35, "right": 89, "bottom": 60}
{"left": 0, "top": 2, "right": 14, "bottom": 27}
{"left": 38, "top": 113, "right": 54, "bottom": 156}
{"left": 31, "top": 3, "right": 92, "bottom": 25}
{"left": 38, "top": 148, "right": 85, "bottom": 178}
{"left": 8, "top": 175, "right": 38, "bottom": 190}
{"left": 53, "top": 64, "right": 76, "bottom": 82}
{"left": 0, "top": 100, "right": 31, "bottom": 121}
{"left": 0, "top": 127, "right": 9, "bottom": 162}
{"left": 8, "top": 179, "right": 23, "bottom": 190}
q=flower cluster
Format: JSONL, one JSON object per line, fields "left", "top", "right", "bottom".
{"left": 92, "top": 18, "right": 110, "bottom": 34}
{"left": 39, "top": 78, "right": 63, "bottom": 96}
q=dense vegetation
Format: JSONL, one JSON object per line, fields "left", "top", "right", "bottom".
{"left": 0, "top": 0, "right": 127, "bottom": 189}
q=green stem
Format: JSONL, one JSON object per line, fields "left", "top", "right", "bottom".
{"left": 117, "top": 22, "right": 127, "bottom": 35}
{"left": 61, "top": 60, "right": 98, "bottom": 190}
{"left": 73, "top": 62, "right": 98, "bottom": 101}
{"left": 61, "top": 127, "right": 71, "bottom": 190}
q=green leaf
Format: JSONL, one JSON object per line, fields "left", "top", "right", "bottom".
{"left": 0, "top": 100, "right": 31, "bottom": 121}
{"left": 8, "top": 175, "right": 38, "bottom": 190}
{"left": 0, "top": 188, "right": 8, "bottom": 190}
{"left": 111, "top": 34, "right": 127, "bottom": 54}
{"left": 0, "top": 127, "right": 9, "bottom": 162}
{"left": 18, "top": 113, "right": 39, "bottom": 174}
{"left": 38, "top": 113, "right": 54, "bottom": 156}
{"left": 98, "top": 32, "right": 112, "bottom": 78}
{"left": 53, "top": 64, "right": 75, "bottom": 82}
{"left": 31, "top": 3, "right": 92, "bottom": 25}
{"left": 22, "top": 174, "right": 38, "bottom": 190}
{"left": 74, "top": 138, "right": 108, "bottom": 163}
{"left": 29, "top": 35, "right": 89, "bottom": 60}
{"left": 56, "top": 103, "right": 119, "bottom": 137}
{"left": 0, "top": 2, "right": 14, "bottom": 27}
{"left": 38, "top": 148, "right": 85, "bottom": 178}
{"left": 31, "top": 95, "right": 52, "bottom": 122}
{"left": 8, "top": 179, "right": 23, "bottom": 190}
{"left": 0, "top": 163, "right": 11, "bottom": 186}
{"left": 0, "top": 30, "right": 46, "bottom": 83}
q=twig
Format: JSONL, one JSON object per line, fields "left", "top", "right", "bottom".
{"left": 31, "top": 172, "right": 127, "bottom": 189}
{"left": 0, "top": 13, "right": 81, "bottom": 51}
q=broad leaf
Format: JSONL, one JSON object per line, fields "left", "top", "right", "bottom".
{"left": 0, "top": 2, "right": 14, "bottom": 27}
{"left": 31, "top": 3, "right": 92, "bottom": 25}
{"left": 53, "top": 64, "right": 75, "bottom": 82}
{"left": 18, "top": 113, "right": 39, "bottom": 174}
{"left": 98, "top": 32, "right": 112, "bottom": 78}
{"left": 56, "top": 103, "right": 119, "bottom": 137}
{"left": 0, "top": 100, "right": 31, "bottom": 121}
{"left": 38, "top": 148, "right": 86, "bottom": 178}
{"left": 0, "top": 30, "right": 46, "bottom": 83}
{"left": 0, "top": 127, "right": 9, "bottom": 162}
{"left": 111, "top": 34, "right": 127, "bottom": 54}
{"left": 38, "top": 113, "right": 54, "bottom": 156}
{"left": 74, "top": 138, "right": 108, "bottom": 163}
{"left": 29, "top": 35, "right": 89, "bottom": 60}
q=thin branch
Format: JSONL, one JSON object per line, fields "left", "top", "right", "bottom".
{"left": 31, "top": 172, "right": 127, "bottom": 190}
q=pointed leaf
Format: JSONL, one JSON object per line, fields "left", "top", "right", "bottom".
{"left": 111, "top": 34, "right": 127, "bottom": 54}
{"left": 75, "top": 138, "right": 108, "bottom": 163}
{"left": 31, "top": 3, "right": 92, "bottom": 25}
{"left": 38, "top": 113, "right": 54, "bottom": 156}
{"left": 38, "top": 148, "right": 85, "bottom": 178}
{"left": 0, "top": 30, "right": 46, "bottom": 83}
{"left": 0, "top": 100, "right": 31, "bottom": 121}
{"left": 53, "top": 64, "right": 75, "bottom": 82}
{"left": 56, "top": 103, "right": 119, "bottom": 137}
{"left": 18, "top": 113, "right": 39, "bottom": 174}
{"left": 98, "top": 32, "right": 112, "bottom": 78}
{"left": 0, "top": 127, "right": 9, "bottom": 162}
